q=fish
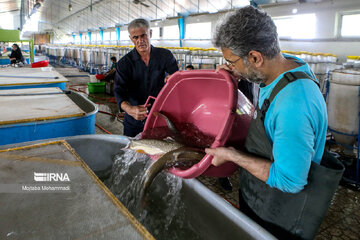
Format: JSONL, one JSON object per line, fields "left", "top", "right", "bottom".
{"left": 128, "top": 138, "right": 183, "bottom": 156}
{"left": 153, "top": 112, "right": 179, "bottom": 136}
{"left": 141, "top": 147, "right": 205, "bottom": 198}
{"left": 153, "top": 111, "right": 185, "bottom": 144}
{"left": 169, "top": 150, "right": 205, "bottom": 169}
{"left": 131, "top": 111, "right": 207, "bottom": 203}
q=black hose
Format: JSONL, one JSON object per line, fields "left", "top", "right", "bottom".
{"left": 0, "top": 75, "right": 59, "bottom": 79}
{"left": 0, "top": 90, "right": 71, "bottom": 96}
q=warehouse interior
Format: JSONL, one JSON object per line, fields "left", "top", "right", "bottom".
{"left": 0, "top": 0, "right": 360, "bottom": 239}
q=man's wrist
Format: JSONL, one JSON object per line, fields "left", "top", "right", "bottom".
{"left": 120, "top": 102, "right": 132, "bottom": 113}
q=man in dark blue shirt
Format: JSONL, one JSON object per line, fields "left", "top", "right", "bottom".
{"left": 114, "top": 18, "right": 179, "bottom": 137}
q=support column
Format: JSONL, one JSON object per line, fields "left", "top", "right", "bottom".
{"left": 178, "top": 17, "right": 185, "bottom": 47}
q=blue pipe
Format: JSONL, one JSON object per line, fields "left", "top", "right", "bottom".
{"left": 99, "top": 29, "right": 104, "bottom": 42}
{"left": 116, "top": 27, "right": 120, "bottom": 41}
{"left": 178, "top": 17, "right": 185, "bottom": 47}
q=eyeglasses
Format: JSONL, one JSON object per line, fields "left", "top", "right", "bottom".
{"left": 225, "top": 57, "right": 242, "bottom": 67}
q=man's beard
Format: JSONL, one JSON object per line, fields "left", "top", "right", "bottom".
{"left": 233, "top": 61, "right": 266, "bottom": 84}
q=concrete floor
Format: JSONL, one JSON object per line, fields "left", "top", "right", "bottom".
{"left": 55, "top": 64, "right": 360, "bottom": 240}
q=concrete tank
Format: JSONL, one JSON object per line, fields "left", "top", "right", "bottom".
{"left": 328, "top": 69, "right": 360, "bottom": 150}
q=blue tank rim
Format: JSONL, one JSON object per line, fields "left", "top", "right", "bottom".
{"left": 0, "top": 91, "right": 98, "bottom": 128}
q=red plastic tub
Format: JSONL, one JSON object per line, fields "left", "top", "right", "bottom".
{"left": 142, "top": 69, "right": 254, "bottom": 178}
{"left": 95, "top": 74, "right": 105, "bottom": 80}
{"left": 31, "top": 60, "right": 49, "bottom": 68}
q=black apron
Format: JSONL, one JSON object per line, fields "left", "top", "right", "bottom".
{"left": 240, "top": 71, "right": 344, "bottom": 240}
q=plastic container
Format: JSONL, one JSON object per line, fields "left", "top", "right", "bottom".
{"left": 87, "top": 82, "right": 105, "bottom": 93}
{"left": 143, "top": 69, "right": 254, "bottom": 178}
{"left": 31, "top": 60, "right": 49, "bottom": 68}
{"left": 89, "top": 75, "right": 98, "bottom": 83}
{"left": 95, "top": 74, "right": 105, "bottom": 80}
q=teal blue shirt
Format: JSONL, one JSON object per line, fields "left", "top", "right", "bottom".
{"left": 259, "top": 54, "right": 327, "bottom": 193}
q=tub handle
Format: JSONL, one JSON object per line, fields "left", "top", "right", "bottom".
{"left": 144, "top": 96, "right": 156, "bottom": 117}
{"left": 144, "top": 96, "right": 156, "bottom": 107}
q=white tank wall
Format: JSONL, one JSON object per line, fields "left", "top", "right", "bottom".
{"left": 328, "top": 70, "right": 360, "bottom": 147}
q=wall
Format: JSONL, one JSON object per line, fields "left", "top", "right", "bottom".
{"left": 56, "top": 0, "right": 360, "bottom": 63}
{"left": 264, "top": 0, "right": 360, "bottom": 62}
{"left": 0, "top": 12, "right": 20, "bottom": 30}
{"left": 156, "top": 0, "right": 360, "bottom": 62}
{"left": 34, "top": 34, "right": 50, "bottom": 44}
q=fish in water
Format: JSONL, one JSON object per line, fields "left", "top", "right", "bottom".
{"left": 141, "top": 147, "right": 205, "bottom": 201}
{"left": 128, "top": 139, "right": 183, "bottom": 156}
{"left": 133, "top": 111, "right": 208, "bottom": 202}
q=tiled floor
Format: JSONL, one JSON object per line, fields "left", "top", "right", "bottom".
{"left": 57, "top": 64, "right": 360, "bottom": 240}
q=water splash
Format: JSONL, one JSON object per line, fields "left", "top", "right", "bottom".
{"left": 105, "top": 149, "right": 200, "bottom": 240}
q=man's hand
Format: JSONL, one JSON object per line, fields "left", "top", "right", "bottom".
{"left": 121, "top": 101, "right": 151, "bottom": 121}
{"left": 164, "top": 75, "right": 171, "bottom": 83}
{"left": 216, "top": 64, "right": 243, "bottom": 81}
{"left": 205, "top": 147, "right": 239, "bottom": 166}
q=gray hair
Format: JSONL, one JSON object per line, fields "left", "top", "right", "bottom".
{"left": 128, "top": 18, "right": 150, "bottom": 32}
{"left": 213, "top": 6, "right": 280, "bottom": 59}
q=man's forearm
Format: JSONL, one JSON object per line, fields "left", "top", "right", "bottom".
{"left": 120, "top": 101, "right": 132, "bottom": 113}
{"left": 231, "top": 151, "right": 271, "bottom": 183}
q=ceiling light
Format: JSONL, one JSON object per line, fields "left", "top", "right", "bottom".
{"left": 292, "top": 8, "right": 298, "bottom": 14}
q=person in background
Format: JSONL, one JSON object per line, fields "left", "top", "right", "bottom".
{"left": 185, "top": 64, "right": 194, "bottom": 70}
{"left": 9, "top": 44, "right": 25, "bottom": 65}
{"left": 104, "top": 56, "right": 117, "bottom": 81}
{"left": 206, "top": 6, "right": 343, "bottom": 239}
{"left": 114, "top": 18, "right": 178, "bottom": 137}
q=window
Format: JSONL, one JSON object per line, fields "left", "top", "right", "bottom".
{"left": 120, "top": 30, "right": 129, "bottom": 41}
{"left": 185, "top": 22, "right": 211, "bottom": 39}
{"left": 63, "top": 35, "right": 73, "bottom": 44}
{"left": 110, "top": 31, "right": 117, "bottom": 41}
{"left": 83, "top": 35, "right": 88, "bottom": 44}
{"left": 273, "top": 14, "right": 316, "bottom": 39}
{"left": 95, "top": 33, "right": 100, "bottom": 42}
{"left": 163, "top": 25, "right": 179, "bottom": 40}
{"left": 0, "top": 13, "right": 14, "bottom": 29}
{"left": 151, "top": 27, "right": 160, "bottom": 39}
{"left": 75, "top": 35, "right": 80, "bottom": 43}
{"left": 341, "top": 13, "right": 360, "bottom": 37}
{"left": 103, "top": 31, "right": 111, "bottom": 41}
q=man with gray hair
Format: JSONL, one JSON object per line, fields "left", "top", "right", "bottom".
{"left": 205, "top": 6, "right": 343, "bottom": 239}
{"left": 114, "top": 18, "right": 178, "bottom": 136}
